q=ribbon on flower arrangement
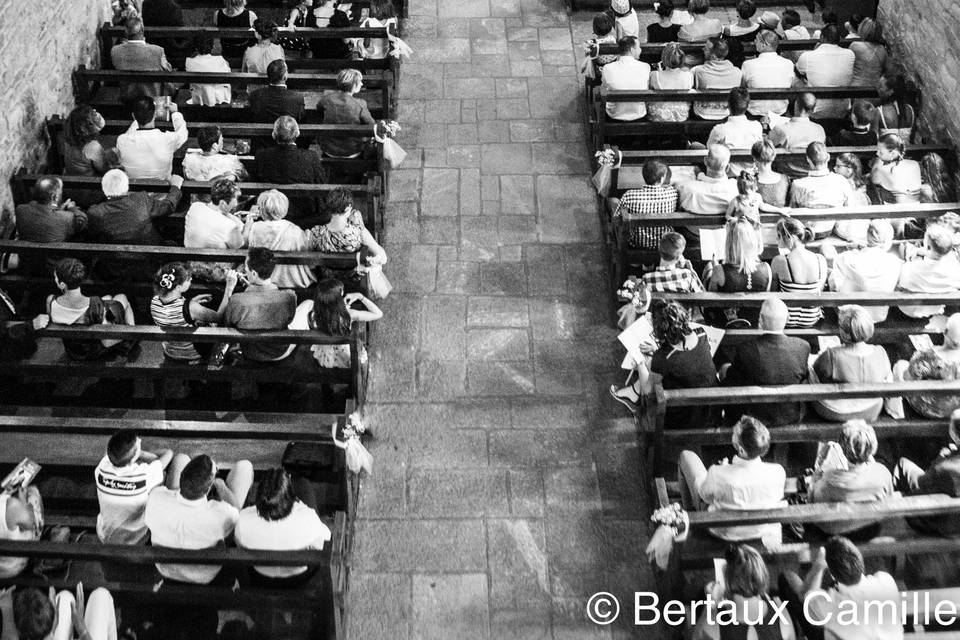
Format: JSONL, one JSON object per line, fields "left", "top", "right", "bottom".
{"left": 331, "top": 413, "right": 373, "bottom": 476}
{"left": 644, "top": 503, "right": 689, "bottom": 571}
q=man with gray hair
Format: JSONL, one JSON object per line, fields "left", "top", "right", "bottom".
{"left": 897, "top": 223, "right": 960, "bottom": 318}
{"left": 719, "top": 297, "right": 811, "bottom": 426}
{"left": 110, "top": 17, "right": 173, "bottom": 99}
{"left": 828, "top": 219, "right": 903, "bottom": 322}
{"left": 769, "top": 93, "right": 826, "bottom": 178}
{"left": 676, "top": 144, "right": 738, "bottom": 215}
{"left": 253, "top": 116, "right": 326, "bottom": 223}
{"left": 15, "top": 177, "right": 87, "bottom": 273}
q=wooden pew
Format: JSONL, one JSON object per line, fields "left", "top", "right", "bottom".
{"left": 592, "top": 86, "right": 879, "bottom": 150}
{"left": 572, "top": 0, "right": 802, "bottom": 10}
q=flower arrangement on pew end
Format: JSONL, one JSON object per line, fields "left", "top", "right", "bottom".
{"left": 645, "top": 503, "right": 690, "bottom": 570}
{"left": 374, "top": 120, "right": 406, "bottom": 169}
{"left": 331, "top": 413, "right": 373, "bottom": 476}
{"left": 591, "top": 146, "right": 622, "bottom": 197}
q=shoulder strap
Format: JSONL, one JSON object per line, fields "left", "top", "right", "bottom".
{"left": 85, "top": 296, "right": 105, "bottom": 324}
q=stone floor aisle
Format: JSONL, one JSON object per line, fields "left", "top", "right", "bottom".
{"left": 347, "top": 1, "right": 651, "bottom": 638}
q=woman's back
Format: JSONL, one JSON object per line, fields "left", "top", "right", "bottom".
{"left": 872, "top": 158, "right": 922, "bottom": 202}
{"left": 216, "top": 9, "right": 255, "bottom": 58}
{"left": 151, "top": 295, "right": 201, "bottom": 361}
{"left": 648, "top": 68, "right": 694, "bottom": 122}
{"left": 850, "top": 41, "right": 886, "bottom": 87}
{"left": 651, "top": 329, "right": 719, "bottom": 429}
{"left": 774, "top": 250, "right": 827, "bottom": 327}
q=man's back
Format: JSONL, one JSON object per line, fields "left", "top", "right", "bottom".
{"left": 898, "top": 253, "right": 960, "bottom": 317}
{"left": 111, "top": 41, "right": 167, "bottom": 71}
{"left": 224, "top": 287, "right": 297, "bottom": 361}
{"left": 796, "top": 44, "right": 855, "bottom": 118}
{"left": 249, "top": 86, "right": 306, "bottom": 123}
{"left": 770, "top": 118, "right": 826, "bottom": 177}
{"left": 95, "top": 455, "right": 164, "bottom": 545}
{"left": 676, "top": 174, "right": 737, "bottom": 215}
{"left": 830, "top": 247, "right": 903, "bottom": 322}
{"left": 602, "top": 57, "right": 651, "bottom": 121}
{"left": 87, "top": 193, "right": 171, "bottom": 245}
{"left": 741, "top": 53, "right": 794, "bottom": 115}
{"left": 699, "top": 456, "right": 786, "bottom": 541}
{"left": 15, "top": 201, "right": 85, "bottom": 243}
{"left": 726, "top": 333, "right": 810, "bottom": 425}
{"left": 253, "top": 145, "right": 326, "bottom": 222}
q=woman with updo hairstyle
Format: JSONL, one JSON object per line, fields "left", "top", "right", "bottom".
{"left": 234, "top": 467, "right": 332, "bottom": 584}
{"left": 648, "top": 43, "right": 694, "bottom": 122}
{"left": 870, "top": 133, "right": 922, "bottom": 205}
{"left": 811, "top": 305, "right": 891, "bottom": 422}
{"left": 704, "top": 218, "right": 771, "bottom": 328}
{"left": 875, "top": 74, "right": 918, "bottom": 140}
{"left": 63, "top": 105, "right": 108, "bottom": 176}
{"left": 919, "top": 152, "right": 956, "bottom": 204}
{"left": 807, "top": 419, "right": 893, "bottom": 537}
{"left": 752, "top": 138, "right": 790, "bottom": 209}
{"left": 609, "top": 300, "right": 719, "bottom": 427}
{"left": 215, "top": 0, "right": 258, "bottom": 61}
{"left": 245, "top": 189, "right": 315, "bottom": 289}
{"left": 678, "top": 0, "right": 723, "bottom": 42}
{"left": 241, "top": 18, "right": 284, "bottom": 74}
{"left": 692, "top": 544, "right": 796, "bottom": 640}
{"left": 289, "top": 277, "right": 382, "bottom": 368}
{"left": 849, "top": 18, "right": 887, "bottom": 89}
{"left": 771, "top": 216, "right": 827, "bottom": 328}
{"left": 646, "top": 0, "right": 681, "bottom": 43}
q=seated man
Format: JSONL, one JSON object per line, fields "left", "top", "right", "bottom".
{"left": 600, "top": 36, "right": 651, "bottom": 122}
{"left": 796, "top": 24, "right": 856, "bottom": 120}
{"left": 720, "top": 298, "right": 810, "bottom": 426}
{"left": 640, "top": 232, "right": 704, "bottom": 293}
{"left": 706, "top": 88, "right": 763, "bottom": 174}
{"left": 740, "top": 30, "right": 795, "bottom": 118}
{"left": 1, "top": 586, "right": 118, "bottom": 640}
{"left": 249, "top": 60, "right": 306, "bottom": 123}
{"left": 144, "top": 454, "right": 253, "bottom": 584}
{"left": 691, "top": 37, "right": 742, "bottom": 121}
{"left": 184, "top": 178, "right": 249, "bottom": 250}
{"left": 897, "top": 223, "right": 960, "bottom": 318}
{"left": 253, "top": 116, "right": 327, "bottom": 224}
{"left": 769, "top": 93, "right": 826, "bottom": 178}
{"left": 828, "top": 220, "right": 903, "bottom": 322}
{"left": 117, "top": 95, "right": 189, "bottom": 180}
{"left": 676, "top": 144, "right": 737, "bottom": 243}
{"left": 182, "top": 126, "right": 249, "bottom": 182}
{"left": 831, "top": 99, "right": 879, "bottom": 147}
{"left": 610, "top": 159, "right": 677, "bottom": 251}
{"left": 789, "top": 141, "right": 853, "bottom": 238}
{"left": 95, "top": 430, "right": 190, "bottom": 545}
{"left": 224, "top": 247, "right": 298, "bottom": 362}
{"left": 678, "top": 415, "right": 786, "bottom": 543}
{"left": 110, "top": 17, "right": 173, "bottom": 99}
{"left": 781, "top": 537, "right": 902, "bottom": 640}
{"left": 15, "top": 176, "right": 88, "bottom": 274}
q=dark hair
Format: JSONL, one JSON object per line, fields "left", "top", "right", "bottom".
{"left": 593, "top": 11, "right": 614, "bottom": 35}
{"left": 107, "top": 430, "right": 139, "bottom": 467}
{"left": 846, "top": 13, "right": 863, "bottom": 34}
{"left": 736, "top": 0, "right": 756, "bottom": 19}
{"left": 210, "top": 178, "right": 241, "bottom": 206}
{"left": 655, "top": 0, "right": 674, "bottom": 18}
{"left": 736, "top": 171, "right": 758, "bottom": 196}
{"left": 153, "top": 262, "right": 191, "bottom": 295}
{"left": 179, "top": 454, "right": 215, "bottom": 500}
{"left": 254, "top": 468, "right": 296, "bottom": 521}
{"left": 642, "top": 159, "right": 669, "bottom": 186}
{"left": 728, "top": 87, "right": 750, "bottom": 115}
{"left": 247, "top": 247, "right": 277, "bottom": 279}
{"left": 850, "top": 99, "right": 876, "bottom": 127}
{"left": 193, "top": 33, "right": 215, "bottom": 56}
{"left": 878, "top": 132, "right": 906, "bottom": 161}
{"left": 131, "top": 95, "right": 157, "bottom": 127}
{"left": 735, "top": 415, "right": 770, "bottom": 458}
{"left": 311, "top": 278, "right": 352, "bottom": 336}
{"left": 32, "top": 177, "right": 62, "bottom": 205}
{"left": 370, "top": 0, "right": 396, "bottom": 19}
{"left": 266, "top": 59, "right": 287, "bottom": 84}
{"left": 689, "top": 0, "right": 710, "bottom": 14}
{"left": 883, "top": 74, "right": 920, "bottom": 110}
{"left": 55, "top": 258, "right": 86, "bottom": 290}
{"left": 650, "top": 299, "right": 691, "bottom": 347}
{"left": 820, "top": 23, "right": 840, "bottom": 45}
{"left": 751, "top": 138, "right": 777, "bottom": 164}
{"left": 197, "top": 126, "right": 223, "bottom": 152}
{"left": 781, "top": 9, "right": 800, "bottom": 29}
{"left": 825, "top": 536, "right": 864, "bottom": 586}
{"left": 724, "top": 544, "right": 768, "bottom": 598}
{"left": 253, "top": 18, "right": 279, "bottom": 41}
{"left": 64, "top": 105, "right": 104, "bottom": 147}
{"left": 835, "top": 152, "right": 866, "bottom": 189}
{"left": 13, "top": 589, "right": 56, "bottom": 640}
{"left": 325, "top": 188, "right": 354, "bottom": 215}
{"left": 617, "top": 35, "right": 638, "bottom": 56}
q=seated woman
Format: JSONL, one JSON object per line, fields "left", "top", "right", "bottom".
{"left": 609, "top": 300, "right": 719, "bottom": 428}
{"left": 721, "top": 0, "right": 760, "bottom": 66}
{"left": 308, "top": 189, "right": 388, "bottom": 262}
{"left": 692, "top": 544, "right": 796, "bottom": 640}
{"left": 646, "top": 0, "right": 681, "bottom": 43}
{"left": 807, "top": 420, "right": 893, "bottom": 538}
{"left": 63, "top": 105, "right": 109, "bottom": 177}
{"left": 317, "top": 69, "right": 377, "bottom": 160}
{"left": 241, "top": 19, "right": 284, "bottom": 74}
{"left": 893, "top": 314, "right": 960, "bottom": 419}
{"left": 358, "top": 0, "right": 399, "bottom": 60}
{"left": 246, "top": 189, "right": 315, "bottom": 289}
{"left": 849, "top": 18, "right": 887, "bottom": 89}
{"left": 215, "top": 0, "right": 258, "bottom": 61}
{"left": 874, "top": 74, "right": 918, "bottom": 141}
{"left": 752, "top": 139, "right": 790, "bottom": 210}
{"left": 919, "top": 152, "right": 956, "bottom": 204}
{"left": 831, "top": 152, "right": 872, "bottom": 244}
{"left": 704, "top": 218, "right": 771, "bottom": 328}
{"left": 647, "top": 43, "right": 694, "bottom": 123}
{"left": 771, "top": 217, "right": 827, "bottom": 328}
{"left": 234, "top": 467, "right": 331, "bottom": 586}
{"left": 871, "top": 133, "right": 922, "bottom": 207}
{"left": 811, "top": 305, "right": 891, "bottom": 422}
{"left": 150, "top": 262, "right": 239, "bottom": 363}
{"left": 47, "top": 258, "right": 136, "bottom": 360}
{"left": 184, "top": 34, "right": 232, "bottom": 106}
{"left": 289, "top": 277, "right": 382, "bottom": 368}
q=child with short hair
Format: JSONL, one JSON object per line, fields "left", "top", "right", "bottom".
{"left": 585, "top": 12, "right": 618, "bottom": 70}
{"left": 609, "top": 0, "right": 640, "bottom": 40}
{"left": 640, "top": 231, "right": 705, "bottom": 293}
{"left": 833, "top": 100, "right": 879, "bottom": 147}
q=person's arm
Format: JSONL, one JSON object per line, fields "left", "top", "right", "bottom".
{"left": 800, "top": 547, "right": 828, "bottom": 596}
{"left": 343, "top": 292, "right": 383, "bottom": 323}
{"left": 45, "top": 294, "right": 55, "bottom": 316}
{"left": 768, "top": 126, "right": 786, "bottom": 148}
{"left": 190, "top": 271, "right": 239, "bottom": 325}
{"left": 0, "top": 587, "right": 16, "bottom": 640}
{"left": 149, "top": 175, "right": 183, "bottom": 218}
{"left": 361, "top": 228, "right": 387, "bottom": 263}
{"left": 160, "top": 51, "right": 172, "bottom": 72}
{"left": 758, "top": 200, "right": 788, "bottom": 214}
{"left": 286, "top": 7, "right": 301, "bottom": 27}
{"left": 223, "top": 215, "right": 246, "bottom": 249}
{"left": 770, "top": 255, "right": 784, "bottom": 290}
{"left": 358, "top": 101, "right": 376, "bottom": 125}
{"left": 232, "top": 157, "right": 249, "bottom": 181}
{"left": 141, "top": 448, "right": 174, "bottom": 468}
{"left": 812, "top": 349, "right": 832, "bottom": 384}
{"left": 87, "top": 141, "right": 109, "bottom": 175}
{"left": 167, "top": 107, "right": 189, "bottom": 151}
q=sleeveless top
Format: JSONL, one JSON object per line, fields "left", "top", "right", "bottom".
{"left": 650, "top": 329, "right": 719, "bottom": 429}
{"left": 361, "top": 17, "right": 397, "bottom": 60}
{"left": 877, "top": 102, "right": 914, "bottom": 141}
{"left": 717, "top": 596, "right": 785, "bottom": 640}
{"left": 0, "top": 493, "right": 35, "bottom": 578}
{"left": 308, "top": 209, "right": 365, "bottom": 253}
{"left": 216, "top": 9, "right": 254, "bottom": 59}
{"left": 150, "top": 295, "right": 201, "bottom": 361}
{"left": 779, "top": 253, "right": 825, "bottom": 328}
{"left": 718, "top": 262, "right": 771, "bottom": 327}
{"left": 757, "top": 174, "right": 790, "bottom": 208}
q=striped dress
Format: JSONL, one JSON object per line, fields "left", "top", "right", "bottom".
{"left": 150, "top": 295, "right": 201, "bottom": 362}
{"left": 778, "top": 253, "right": 826, "bottom": 328}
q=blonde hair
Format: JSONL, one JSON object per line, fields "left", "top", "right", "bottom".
{"left": 256, "top": 189, "right": 290, "bottom": 221}
{"left": 837, "top": 305, "right": 874, "bottom": 344}
{"left": 337, "top": 68, "right": 363, "bottom": 93}
{"left": 840, "top": 419, "right": 878, "bottom": 465}
{"left": 660, "top": 42, "right": 684, "bottom": 70}
{"left": 725, "top": 219, "right": 761, "bottom": 275}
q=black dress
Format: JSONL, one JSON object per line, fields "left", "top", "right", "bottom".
{"left": 216, "top": 9, "right": 255, "bottom": 60}
{"left": 650, "top": 329, "right": 720, "bottom": 429}
{"left": 646, "top": 23, "right": 681, "bottom": 43}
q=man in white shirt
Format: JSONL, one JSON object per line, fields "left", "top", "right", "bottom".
{"left": 144, "top": 454, "right": 254, "bottom": 584}
{"left": 676, "top": 144, "right": 738, "bottom": 215}
{"left": 184, "top": 178, "right": 250, "bottom": 249}
{"left": 117, "top": 96, "right": 189, "bottom": 181}
{"left": 790, "top": 142, "right": 851, "bottom": 237}
{"left": 897, "top": 224, "right": 960, "bottom": 318}
{"left": 182, "top": 126, "right": 248, "bottom": 182}
{"left": 782, "top": 536, "right": 903, "bottom": 640}
{"left": 769, "top": 93, "right": 827, "bottom": 178}
{"left": 828, "top": 220, "right": 904, "bottom": 323}
{"left": 796, "top": 24, "right": 855, "bottom": 120}
{"left": 741, "top": 30, "right": 795, "bottom": 116}
{"left": 706, "top": 88, "right": 763, "bottom": 174}
{"left": 601, "top": 36, "right": 651, "bottom": 121}
{"left": 95, "top": 431, "right": 189, "bottom": 545}
{"left": 678, "top": 416, "right": 787, "bottom": 542}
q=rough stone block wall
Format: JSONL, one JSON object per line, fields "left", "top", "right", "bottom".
{"left": 879, "top": 0, "right": 959, "bottom": 146}
{"left": 0, "top": 0, "right": 111, "bottom": 213}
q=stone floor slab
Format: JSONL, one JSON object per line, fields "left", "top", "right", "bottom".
{"left": 353, "top": 520, "right": 488, "bottom": 573}
{"left": 412, "top": 574, "right": 491, "bottom": 640}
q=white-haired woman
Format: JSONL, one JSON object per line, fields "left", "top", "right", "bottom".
{"left": 317, "top": 69, "right": 376, "bottom": 159}
{"left": 246, "top": 189, "right": 315, "bottom": 289}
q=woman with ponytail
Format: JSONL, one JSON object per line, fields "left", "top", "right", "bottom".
{"left": 870, "top": 133, "right": 922, "bottom": 204}
{"left": 771, "top": 216, "right": 827, "bottom": 328}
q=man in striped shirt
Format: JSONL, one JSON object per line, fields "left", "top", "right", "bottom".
{"left": 95, "top": 431, "right": 189, "bottom": 545}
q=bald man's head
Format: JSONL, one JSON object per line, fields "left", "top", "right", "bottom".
{"left": 866, "top": 220, "right": 894, "bottom": 249}
{"left": 795, "top": 92, "right": 817, "bottom": 116}
{"left": 705, "top": 144, "right": 731, "bottom": 177}
{"left": 759, "top": 297, "right": 789, "bottom": 333}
